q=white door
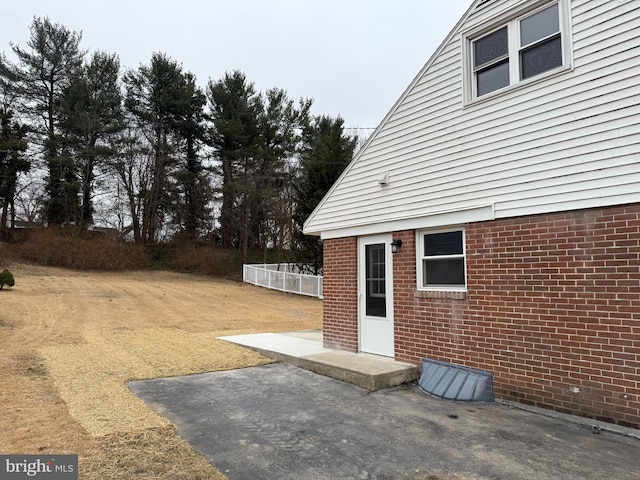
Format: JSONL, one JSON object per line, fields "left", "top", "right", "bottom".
{"left": 358, "top": 234, "right": 394, "bottom": 357}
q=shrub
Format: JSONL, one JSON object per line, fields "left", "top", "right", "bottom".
{"left": 0, "top": 269, "right": 15, "bottom": 289}
{"left": 13, "top": 228, "right": 152, "bottom": 271}
{"left": 166, "top": 246, "right": 239, "bottom": 278}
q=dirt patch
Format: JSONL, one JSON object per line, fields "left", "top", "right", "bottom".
{"left": 0, "top": 263, "right": 321, "bottom": 479}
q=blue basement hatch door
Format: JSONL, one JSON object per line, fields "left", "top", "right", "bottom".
{"left": 418, "top": 358, "right": 494, "bottom": 402}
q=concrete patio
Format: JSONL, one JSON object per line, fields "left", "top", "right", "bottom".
{"left": 218, "top": 330, "right": 419, "bottom": 391}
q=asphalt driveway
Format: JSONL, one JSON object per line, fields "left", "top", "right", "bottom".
{"left": 129, "top": 363, "right": 640, "bottom": 480}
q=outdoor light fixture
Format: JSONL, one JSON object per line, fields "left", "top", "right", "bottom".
{"left": 391, "top": 239, "right": 403, "bottom": 253}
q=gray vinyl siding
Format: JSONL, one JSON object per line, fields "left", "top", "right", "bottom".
{"left": 304, "top": 0, "right": 640, "bottom": 237}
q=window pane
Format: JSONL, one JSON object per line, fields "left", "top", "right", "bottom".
{"left": 521, "top": 3, "right": 559, "bottom": 47}
{"left": 521, "top": 35, "right": 562, "bottom": 79}
{"left": 365, "top": 244, "right": 386, "bottom": 317}
{"left": 474, "top": 26, "right": 508, "bottom": 68}
{"left": 424, "top": 231, "right": 463, "bottom": 256}
{"left": 424, "top": 258, "right": 465, "bottom": 286}
{"left": 477, "top": 59, "right": 510, "bottom": 96}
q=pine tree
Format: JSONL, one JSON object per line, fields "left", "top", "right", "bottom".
{"left": 170, "top": 72, "right": 210, "bottom": 242}
{"left": 124, "top": 53, "right": 185, "bottom": 243}
{"left": 124, "top": 53, "right": 209, "bottom": 244}
{"left": 58, "top": 51, "right": 124, "bottom": 227}
{"left": 207, "top": 70, "right": 262, "bottom": 250}
{"left": 255, "top": 89, "right": 311, "bottom": 255}
{"left": 0, "top": 107, "right": 29, "bottom": 239}
{"left": 293, "top": 115, "right": 357, "bottom": 273}
{"left": 0, "top": 17, "right": 85, "bottom": 225}
{"left": 208, "top": 71, "right": 313, "bottom": 259}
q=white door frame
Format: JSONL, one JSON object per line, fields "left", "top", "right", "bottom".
{"left": 358, "top": 234, "right": 394, "bottom": 357}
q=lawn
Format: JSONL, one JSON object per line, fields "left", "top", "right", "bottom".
{"left": 0, "top": 263, "right": 322, "bottom": 479}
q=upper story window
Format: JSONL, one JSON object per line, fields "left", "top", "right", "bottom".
{"left": 474, "top": 26, "right": 510, "bottom": 96}
{"left": 520, "top": 3, "right": 562, "bottom": 78}
{"left": 469, "top": 1, "right": 567, "bottom": 99}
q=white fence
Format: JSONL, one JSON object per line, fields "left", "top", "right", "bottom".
{"left": 242, "top": 264, "right": 323, "bottom": 299}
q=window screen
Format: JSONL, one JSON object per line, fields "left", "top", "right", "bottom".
{"left": 520, "top": 3, "right": 561, "bottom": 80}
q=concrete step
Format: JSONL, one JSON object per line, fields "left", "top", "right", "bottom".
{"left": 218, "top": 331, "right": 418, "bottom": 391}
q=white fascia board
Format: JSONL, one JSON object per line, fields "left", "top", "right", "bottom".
{"left": 319, "top": 205, "right": 495, "bottom": 240}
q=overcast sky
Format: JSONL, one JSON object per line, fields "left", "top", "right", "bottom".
{"left": 2, "top": 1, "right": 471, "bottom": 131}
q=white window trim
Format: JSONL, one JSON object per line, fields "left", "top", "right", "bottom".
{"left": 416, "top": 227, "right": 467, "bottom": 292}
{"left": 462, "top": 0, "right": 572, "bottom": 105}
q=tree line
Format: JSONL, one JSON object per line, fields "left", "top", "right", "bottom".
{"left": 0, "top": 17, "right": 357, "bottom": 268}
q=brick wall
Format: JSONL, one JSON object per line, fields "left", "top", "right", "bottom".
{"left": 322, "top": 237, "right": 358, "bottom": 352}
{"left": 321, "top": 205, "right": 639, "bottom": 426}
{"left": 391, "top": 204, "right": 640, "bottom": 428}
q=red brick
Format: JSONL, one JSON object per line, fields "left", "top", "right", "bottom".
{"left": 323, "top": 204, "right": 640, "bottom": 427}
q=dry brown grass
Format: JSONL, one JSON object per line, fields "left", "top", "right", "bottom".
{"left": 0, "top": 262, "right": 322, "bottom": 479}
